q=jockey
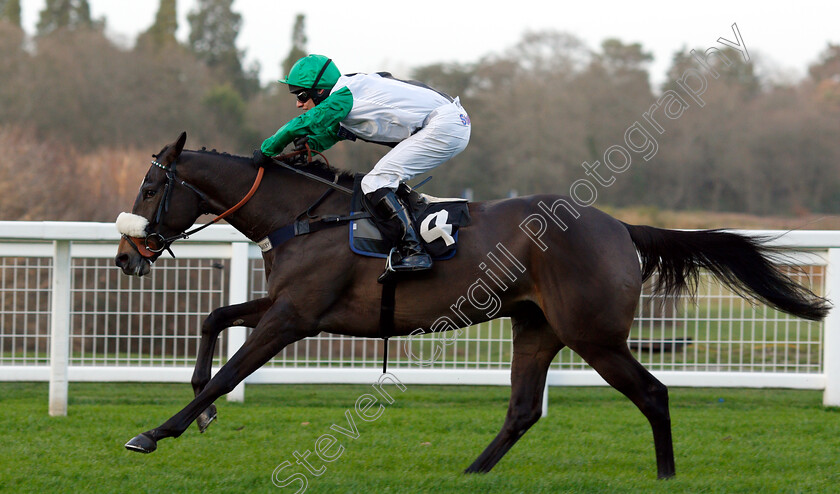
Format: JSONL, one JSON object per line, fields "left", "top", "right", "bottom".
{"left": 260, "top": 54, "right": 471, "bottom": 274}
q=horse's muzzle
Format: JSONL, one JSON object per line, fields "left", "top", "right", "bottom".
{"left": 115, "top": 237, "right": 152, "bottom": 277}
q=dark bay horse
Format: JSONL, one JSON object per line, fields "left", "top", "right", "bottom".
{"left": 115, "top": 132, "right": 829, "bottom": 479}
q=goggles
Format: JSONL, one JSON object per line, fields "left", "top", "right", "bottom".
{"left": 294, "top": 89, "right": 314, "bottom": 103}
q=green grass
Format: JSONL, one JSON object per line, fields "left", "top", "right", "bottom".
{"left": 1, "top": 383, "right": 838, "bottom": 493}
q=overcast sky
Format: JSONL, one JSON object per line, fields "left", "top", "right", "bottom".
{"left": 19, "top": 1, "right": 840, "bottom": 87}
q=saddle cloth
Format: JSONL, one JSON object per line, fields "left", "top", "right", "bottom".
{"left": 349, "top": 174, "right": 470, "bottom": 260}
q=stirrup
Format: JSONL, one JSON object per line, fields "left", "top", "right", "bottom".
{"left": 378, "top": 248, "right": 400, "bottom": 284}
{"left": 378, "top": 246, "right": 433, "bottom": 282}
{"left": 384, "top": 247, "right": 399, "bottom": 273}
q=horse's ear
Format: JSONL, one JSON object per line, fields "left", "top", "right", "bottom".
{"left": 155, "top": 132, "right": 188, "bottom": 165}
{"left": 173, "top": 131, "right": 187, "bottom": 157}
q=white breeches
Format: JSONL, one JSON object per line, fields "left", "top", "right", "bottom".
{"left": 360, "top": 100, "right": 471, "bottom": 194}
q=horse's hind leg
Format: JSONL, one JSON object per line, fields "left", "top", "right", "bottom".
{"left": 465, "top": 310, "right": 563, "bottom": 473}
{"left": 190, "top": 297, "right": 272, "bottom": 433}
{"left": 574, "top": 342, "right": 675, "bottom": 479}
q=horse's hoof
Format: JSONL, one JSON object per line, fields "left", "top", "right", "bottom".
{"left": 125, "top": 432, "right": 157, "bottom": 454}
{"left": 197, "top": 404, "right": 217, "bottom": 433}
{"left": 464, "top": 462, "right": 490, "bottom": 474}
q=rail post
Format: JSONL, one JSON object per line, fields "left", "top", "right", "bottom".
{"left": 48, "top": 240, "right": 72, "bottom": 416}
{"left": 226, "top": 242, "right": 250, "bottom": 402}
{"left": 824, "top": 248, "right": 840, "bottom": 407}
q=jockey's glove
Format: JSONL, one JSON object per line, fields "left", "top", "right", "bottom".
{"left": 293, "top": 136, "right": 310, "bottom": 151}
{"left": 252, "top": 150, "right": 274, "bottom": 167}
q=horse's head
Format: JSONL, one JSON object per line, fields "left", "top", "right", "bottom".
{"left": 115, "top": 132, "right": 204, "bottom": 276}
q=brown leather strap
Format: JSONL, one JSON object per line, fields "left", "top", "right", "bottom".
{"left": 214, "top": 166, "right": 265, "bottom": 222}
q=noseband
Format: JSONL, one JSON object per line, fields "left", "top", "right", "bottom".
{"left": 120, "top": 158, "right": 264, "bottom": 259}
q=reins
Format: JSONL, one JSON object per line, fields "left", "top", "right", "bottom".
{"left": 273, "top": 147, "right": 353, "bottom": 195}
{"left": 133, "top": 146, "right": 351, "bottom": 258}
{"left": 128, "top": 159, "right": 265, "bottom": 258}
{"left": 182, "top": 165, "right": 265, "bottom": 234}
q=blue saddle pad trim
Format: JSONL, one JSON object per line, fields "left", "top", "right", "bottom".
{"left": 349, "top": 219, "right": 458, "bottom": 260}
{"left": 348, "top": 174, "right": 467, "bottom": 261}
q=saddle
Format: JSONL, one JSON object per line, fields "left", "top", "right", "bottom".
{"left": 349, "top": 174, "right": 470, "bottom": 260}
{"left": 256, "top": 174, "right": 470, "bottom": 260}
{"left": 254, "top": 170, "right": 470, "bottom": 374}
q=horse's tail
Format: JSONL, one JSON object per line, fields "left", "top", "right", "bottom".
{"left": 621, "top": 223, "right": 831, "bottom": 321}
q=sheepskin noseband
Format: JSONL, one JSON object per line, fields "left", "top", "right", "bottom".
{"left": 116, "top": 212, "right": 149, "bottom": 238}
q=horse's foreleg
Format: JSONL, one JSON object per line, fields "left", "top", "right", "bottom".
{"left": 465, "top": 315, "right": 562, "bottom": 474}
{"left": 574, "top": 342, "right": 675, "bottom": 479}
{"left": 191, "top": 298, "right": 272, "bottom": 432}
{"left": 126, "top": 301, "right": 314, "bottom": 454}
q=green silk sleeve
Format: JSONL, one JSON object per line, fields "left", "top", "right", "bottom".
{"left": 260, "top": 86, "right": 353, "bottom": 155}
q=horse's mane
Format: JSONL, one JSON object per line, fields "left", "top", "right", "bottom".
{"left": 190, "top": 147, "right": 248, "bottom": 161}
{"left": 188, "top": 147, "right": 355, "bottom": 183}
{"left": 296, "top": 160, "right": 356, "bottom": 182}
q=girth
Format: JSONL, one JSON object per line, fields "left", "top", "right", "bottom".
{"left": 256, "top": 212, "right": 369, "bottom": 252}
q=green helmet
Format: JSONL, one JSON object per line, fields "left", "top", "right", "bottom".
{"left": 280, "top": 54, "right": 341, "bottom": 90}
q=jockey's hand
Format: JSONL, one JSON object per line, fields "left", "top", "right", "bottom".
{"left": 252, "top": 150, "right": 274, "bottom": 167}
{"left": 293, "top": 136, "right": 310, "bottom": 151}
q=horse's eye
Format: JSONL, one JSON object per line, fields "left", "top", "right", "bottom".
{"left": 144, "top": 190, "right": 157, "bottom": 199}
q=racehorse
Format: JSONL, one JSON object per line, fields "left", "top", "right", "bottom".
{"left": 115, "top": 132, "right": 829, "bottom": 479}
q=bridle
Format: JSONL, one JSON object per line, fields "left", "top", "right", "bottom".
{"left": 122, "top": 145, "right": 351, "bottom": 260}
{"left": 122, "top": 158, "right": 264, "bottom": 259}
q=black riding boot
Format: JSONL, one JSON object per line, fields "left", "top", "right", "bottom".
{"left": 366, "top": 189, "right": 433, "bottom": 276}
